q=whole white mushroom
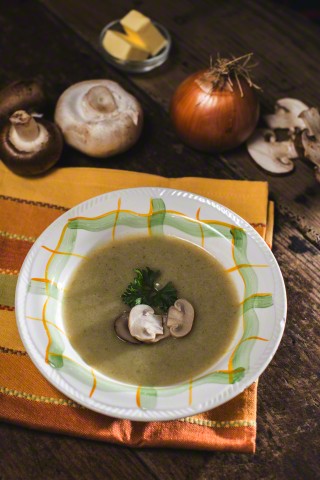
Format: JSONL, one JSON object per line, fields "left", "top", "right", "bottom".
{"left": 54, "top": 79, "right": 143, "bottom": 158}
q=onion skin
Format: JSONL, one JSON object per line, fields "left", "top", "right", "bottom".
{"left": 170, "top": 70, "right": 260, "bottom": 152}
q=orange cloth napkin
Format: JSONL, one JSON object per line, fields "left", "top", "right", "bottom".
{"left": 0, "top": 162, "right": 273, "bottom": 453}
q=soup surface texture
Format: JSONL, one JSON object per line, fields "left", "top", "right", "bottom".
{"left": 63, "top": 235, "right": 239, "bottom": 386}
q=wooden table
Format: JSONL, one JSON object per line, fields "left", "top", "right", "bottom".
{"left": 1, "top": 1, "right": 319, "bottom": 478}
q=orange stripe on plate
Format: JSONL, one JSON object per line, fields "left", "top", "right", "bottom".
{"left": 239, "top": 293, "right": 272, "bottom": 306}
{"left": 189, "top": 380, "right": 193, "bottom": 406}
{"left": 26, "top": 316, "right": 67, "bottom": 336}
{"left": 196, "top": 208, "right": 204, "bottom": 247}
{"left": 136, "top": 386, "right": 141, "bottom": 408}
{"left": 44, "top": 223, "right": 69, "bottom": 286}
{"left": 226, "top": 264, "right": 268, "bottom": 273}
{"left": 228, "top": 337, "right": 241, "bottom": 384}
{"left": 147, "top": 199, "right": 153, "bottom": 236}
{"left": 241, "top": 336, "right": 269, "bottom": 343}
{"left": 41, "top": 245, "right": 86, "bottom": 259}
{"left": 69, "top": 207, "right": 151, "bottom": 222}
{"left": 112, "top": 198, "right": 121, "bottom": 241}
{"left": 89, "top": 370, "right": 97, "bottom": 398}
{"left": 42, "top": 299, "right": 51, "bottom": 364}
{"left": 30, "top": 277, "right": 65, "bottom": 289}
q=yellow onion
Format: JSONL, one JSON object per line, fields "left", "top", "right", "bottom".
{"left": 170, "top": 54, "right": 260, "bottom": 152}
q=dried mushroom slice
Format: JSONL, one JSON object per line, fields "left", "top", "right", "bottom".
{"left": 264, "top": 98, "right": 309, "bottom": 131}
{"left": 299, "top": 107, "right": 320, "bottom": 182}
{"left": 299, "top": 107, "right": 320, "bottom": 140}
{"left": 247, "top": 129, "right": 296, "bottom": 174}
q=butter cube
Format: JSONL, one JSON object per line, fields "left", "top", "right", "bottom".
{"left": 102, "top": 30, "right": 149, "bottom": 61}
{"left": 120, "top": 10, "right": 167, "bottom": 56}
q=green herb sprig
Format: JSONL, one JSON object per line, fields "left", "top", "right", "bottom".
{"left": 121, "top": 267, "right": 178, "bottom": 313}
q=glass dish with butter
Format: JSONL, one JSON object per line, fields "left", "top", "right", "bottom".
{"left": 99, "top": 10, "right": 171, "bottom": 73}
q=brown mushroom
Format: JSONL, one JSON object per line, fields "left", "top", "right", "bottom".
{"left": 167, "top": 299, "right": 194, "bottom": 338}
{"left": 114, "top": 311, "right": 141, "bottom": 344}
{"left": 0, "top": 79, "right": 45, "bottom": 123}
{"left": 0, "top": 110, "right": 63, "bottom": 176}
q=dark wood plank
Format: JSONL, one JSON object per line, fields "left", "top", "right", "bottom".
{"left": 1, "top": 214, "right": 318, "bottom": 480}
{"left": 0, "top": 2, "right": 173, "bottom": 478}
{"left": 0, "top": 0, "right": 237, "bottom": 182}
{"left": 0, "top": 1, "right": 319, "bottom": 479}
{"left": 39, "top": 0, "right": 320, "bottom": 107}
{"left": 221, "top": 150, "right": 320, "bottom": 248}
{"left": 0, "top": 424, "right": 157, "bottom": 480}
{"left": 38, "top": 0, "right": 320, "bottom": 246}
{"left": 132, "top": 210, "right": 320, "bottom": 480}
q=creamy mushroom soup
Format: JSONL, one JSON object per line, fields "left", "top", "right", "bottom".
{"left": 63, "top": 235, "right": 239, "bottom": 386}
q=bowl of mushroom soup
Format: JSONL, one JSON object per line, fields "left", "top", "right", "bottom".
{"left": 15, "top": 187, "right": 287, "bottom": 421}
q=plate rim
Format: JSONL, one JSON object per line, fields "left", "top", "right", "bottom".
{"left": 15, "top": 186, "right": 287, "bottom": 421}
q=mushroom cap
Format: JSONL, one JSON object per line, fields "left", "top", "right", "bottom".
{"left": 247, "top": 129, "right": 296, "bottom": 174}
{"left": 167, "top": 299, "right": 194, "bottom": 338}
{"left": 0, "top": 79, "right": 46, "bottom": 123}
{"left": 54, "top": 79, "right": 143, "bottom": 158}
{"left": 0, "top": 117, "right": 63, "bottom": 176}
{"left": 128, "top": 304, "right": 164, "bottom": 343}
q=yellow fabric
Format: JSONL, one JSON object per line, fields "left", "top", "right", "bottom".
{"left": 0, "top": 160, "right": 271, "bottom": 452}
{"left": 0, "top": 163, "right": 268, "bottom": 225}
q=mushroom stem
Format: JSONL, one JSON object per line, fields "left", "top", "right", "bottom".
{"left": 84, "top": 86, "right": 116, "bottom": 114}
{"left": 8, "top": 109, "right": 49, "bottom": 154}
{"left": 10, "top": 110, "right": 39, "bottom": 142}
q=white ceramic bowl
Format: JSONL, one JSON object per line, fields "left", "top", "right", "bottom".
{"left": 15, "top": 188, "right": 286, "bottom": 421}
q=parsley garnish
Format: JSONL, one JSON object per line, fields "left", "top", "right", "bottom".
{"left": 121, "top": 267, "right": 178, "bottom": 312}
